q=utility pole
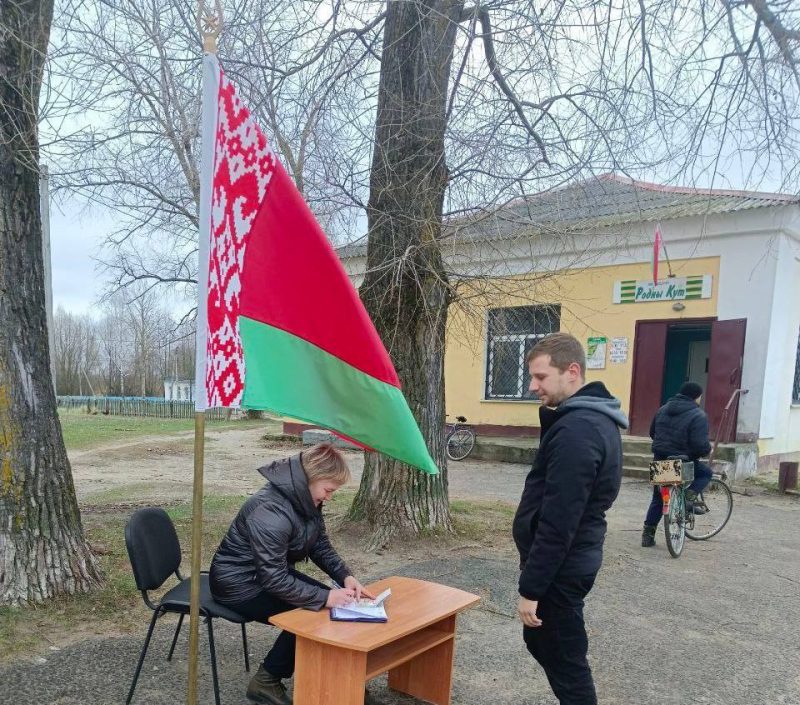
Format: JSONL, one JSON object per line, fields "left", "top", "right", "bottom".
{"left": 40, "top": 164, "right": 56, "bottom": 394}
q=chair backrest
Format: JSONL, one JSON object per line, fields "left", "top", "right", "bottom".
{"left": 125, "top": 507, "right": 182, "bottom": 591}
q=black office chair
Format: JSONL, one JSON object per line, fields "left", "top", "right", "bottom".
{"left": 124, "top": 507, "right": 250, "bottom": 705}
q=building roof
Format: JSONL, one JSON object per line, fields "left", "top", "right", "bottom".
{"left": 337, "top": 174, "right": 799, "bottom": 258}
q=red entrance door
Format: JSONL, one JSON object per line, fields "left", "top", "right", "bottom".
{"left": 706, "top": 319, "right": 746, "bottom": 442}
{"left": 628, "top": 318, "right": 747, "bottom": 441}
{"left": 628, "top": 321, "right": 668, "bottom": 436}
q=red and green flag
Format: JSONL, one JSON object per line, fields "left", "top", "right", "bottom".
{"left": 194, "top": 54, "right": 438, "bottom": 476}
{"left": 652, "top": 223, "right": 662, "bottom": 284}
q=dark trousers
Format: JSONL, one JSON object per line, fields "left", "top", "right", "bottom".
{"left": 644, "top": 460, "right": 713, "bottom": 527}
{"left": 225, "top": 570, "right": 327, "bottom": 679}
{"left": 523, "top": 574, "right": 597, "bottom": 705}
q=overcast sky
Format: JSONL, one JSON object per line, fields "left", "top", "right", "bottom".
{"left": 49, "top": 203, "right": 109, "bottom": 315}
{"left": 49, "top": 202, "right": 192, "bottom": 319}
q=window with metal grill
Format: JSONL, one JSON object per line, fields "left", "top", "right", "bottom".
{"left": 485, "top": 305, "right": 560, "bottom": 400}
{"left": 793, "top": 327, "right": 800, "bottom": 404}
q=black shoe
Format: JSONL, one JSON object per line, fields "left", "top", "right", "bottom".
{"left": 641, "top": 525, "right": 657, "bottom": 547}
{"left": 686, "top": 501, "right": 708, "bottom": 516}
{"left": 685, "top": 491, "right": 708, "bottom": 516}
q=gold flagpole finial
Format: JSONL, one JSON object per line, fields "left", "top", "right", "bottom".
{"left": 198, "top": 0, "right": 223, "bottom": 54}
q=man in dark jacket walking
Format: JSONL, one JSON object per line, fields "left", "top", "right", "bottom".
{"left": 513, "top": 333, "right": 627, "bottom": 705}
{"left": 641, "top": 381, "right": 713, "bottom": 547}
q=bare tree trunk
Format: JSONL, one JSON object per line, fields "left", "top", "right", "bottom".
{"left": 0, "top": 0, "right": 101, "bottom": 604}
{"left": 349, "top": 0, "right": 463, "bottom": 546}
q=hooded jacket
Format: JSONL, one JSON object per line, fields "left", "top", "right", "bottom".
{"left": 513, "top": 381, "right": 628, "bottom": 601}
{"left": 649, "top": 394, "right": 711, "bottom": 461}
{"left": 209, "top": 454, "right": 351, "bottom": 610}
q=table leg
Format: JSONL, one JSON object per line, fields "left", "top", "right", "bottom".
{"left": 293, "top": 636, "right": 367, "bottom": 705}
{"left": 387, "top": 616, "right": 456, "bottom": 705}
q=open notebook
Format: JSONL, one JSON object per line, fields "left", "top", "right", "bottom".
{"left": 330, "top": 588, "right": 392, "bottom": 623}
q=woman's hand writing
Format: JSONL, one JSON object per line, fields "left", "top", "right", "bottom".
{"left": 344, "top": 576, "right": 375, "bottom": 601}
{"left": 326, "top": 587, "right": 356, "bottom": 608}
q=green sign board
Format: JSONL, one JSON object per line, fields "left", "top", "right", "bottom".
{"left": 613, "top": 275, "right": 712, "bottom": 304}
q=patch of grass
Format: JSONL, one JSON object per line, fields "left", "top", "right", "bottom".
{"left": 58, "top": 411, "right": 269, "bottom": 451}
{"left": 451, "top": 499, "right": 516, "bottom": 542}
{"left": 82, "top": 483, "right": 181, "bottom": 506}
{"left": 165, "top": 495, "right": 248, "bottom": 523}
{"left": 743, "top": 474, "right": 780, "bottom": 492}
{"left": 0, "top": 494, "right": 247, "bottom": 663}
{"left": 327, "top": 488, "right": 357, "bottom": 512}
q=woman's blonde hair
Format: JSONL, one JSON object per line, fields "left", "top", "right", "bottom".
{"left": 301, "top": 442, "right": 351, "bottom": 485}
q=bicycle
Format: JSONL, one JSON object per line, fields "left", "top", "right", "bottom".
{"left": 445, "top": 415, "right": 476, "bottom": 461}
{"left": 650, "top": 458, "right": 734, "bottom": 558}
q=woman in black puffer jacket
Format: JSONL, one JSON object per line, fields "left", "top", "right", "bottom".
{"left": 210, "top": 443, "right": 372, "bottom": 705}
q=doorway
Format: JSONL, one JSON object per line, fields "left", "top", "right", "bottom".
{"left": 661, "top": 324, "right": 712, "bottom": 405}
{"left": 628, "top": 317, "right": 746, "bottom": 441}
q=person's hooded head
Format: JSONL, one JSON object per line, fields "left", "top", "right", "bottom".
{"left": 678, "top": 381, "right": 703, "bottom": 404}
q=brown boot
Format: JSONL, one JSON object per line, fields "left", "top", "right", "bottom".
{"left": 246, "top": 665, "right": 292, "bottom": 705}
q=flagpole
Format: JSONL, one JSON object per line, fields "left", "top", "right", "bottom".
{"left": 653, "top": 223, "right": 661, "bottom": 285}
{"left": 188, "top": 4, "right": 223, "bottom": 705}
{"left": 187, "top": 411, "right": 206, "bottom": 705}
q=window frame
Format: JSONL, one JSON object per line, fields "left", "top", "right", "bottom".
{"left": 484, "top": 305, "right": 560, "bottom": 401}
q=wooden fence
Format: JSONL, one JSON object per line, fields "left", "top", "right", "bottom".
{"left": 56, "top": 396, "right": 234, "bottom": 420}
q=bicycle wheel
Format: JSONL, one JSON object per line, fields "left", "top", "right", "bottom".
{"left": 663, "top": 486, "right": 686, "bottom": 558}
{"left": 686, "top": 478, "right": 733, "bottom": 540}
{"left": 447, "top": 429, "right": 475, "bottom": 461}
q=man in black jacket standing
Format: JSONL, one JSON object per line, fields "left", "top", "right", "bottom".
{"left": 641, "top": 381, "right": 713, "bottom": 547}
{"left": 513, "top": 333, "right": 627, "bottom": 705}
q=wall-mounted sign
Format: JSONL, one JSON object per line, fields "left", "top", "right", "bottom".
{"left": 613, "top": 274, "right": 712, "bottom": 304}
{"left": 587, "top": 336, "right": 607, "bottom": 369}
{"left": 610, "top": 337, "right": 628, "bottom": 364}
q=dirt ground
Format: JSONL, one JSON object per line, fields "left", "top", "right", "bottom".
{"left": 2, "top": 424, "right": 799, "bottom": 705}
{"left": 69, "top": 425, "right": 529, "bottom": 504}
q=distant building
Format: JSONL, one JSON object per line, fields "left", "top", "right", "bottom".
{"left": 164, "top": 378, "right": 194, "bottom": 402}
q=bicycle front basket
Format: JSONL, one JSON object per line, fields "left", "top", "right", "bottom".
{"left": 649, "top": 459, "right": 695, "bottom": 485}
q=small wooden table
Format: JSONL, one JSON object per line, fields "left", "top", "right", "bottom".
{"left": 270, "top": 576, "right": 480, "bottom": 705}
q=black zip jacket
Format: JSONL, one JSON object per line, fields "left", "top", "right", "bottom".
{"left": 513, "top": 382, "right": 627, "bottom": 601}
{"left": 649, "top": 394, "right": 711, "bottom": 461}
{"left": 209, "top": 453, "right": 351, "bottom": 610}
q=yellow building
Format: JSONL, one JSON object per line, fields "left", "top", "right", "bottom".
{"left": 341, "top": 175, "right": 800, "bottom": 473}
{"left": 445, "top": 258, "right": 718, "bottom": 433}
